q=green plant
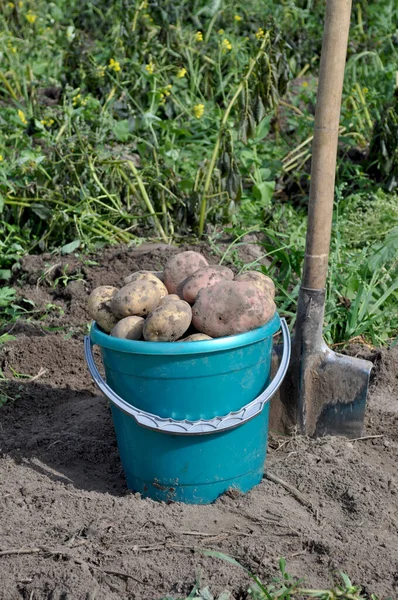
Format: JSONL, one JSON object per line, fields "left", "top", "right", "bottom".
{"left": 159, "top": 552, "right": 389, "bottom": 599}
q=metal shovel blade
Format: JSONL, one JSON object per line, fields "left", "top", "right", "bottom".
{"left": 270, "top": 290, "right": 373, "bottom": 439}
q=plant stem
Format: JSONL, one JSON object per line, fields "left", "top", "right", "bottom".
{"left": 198, "top": 34, "right": 269, "bottom": 237}
{"left": 126, "top": 161, "right": 169, "bottom": 243}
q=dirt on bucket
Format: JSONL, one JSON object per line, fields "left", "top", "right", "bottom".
{"left": 0, "top": 244, "right": 397, "bottom": 600}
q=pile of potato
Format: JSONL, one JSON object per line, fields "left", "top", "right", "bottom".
{"left": 88, "top": 251, "right": 276, "bottom": 342}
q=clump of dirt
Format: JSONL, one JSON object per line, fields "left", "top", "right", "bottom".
{"left": 0, "top": 245, "right": 397, "bottom": 600}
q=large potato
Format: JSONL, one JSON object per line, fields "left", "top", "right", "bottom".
{"left": 110, "top": 316, "right": 144, "bottom": 340}
{"left": 124, "top": 270, "right": 164, "bottom": 285}
{"left": 182, "top": 266, "right": 234, "bottom": 304}
{"left": 234, "top": 271, "right": 275, "bottom": 298}
{"left": 164, "top": 251, "right": 208, "bottom": 294}
{"left": 160, "top": 294, "right": 180, "bottom": 305}
{"left": 143, "top": 299, "right": 192, "bottom": 342}
{"left": 177, "top": 333, "right": 213, "bottom": 342}
{"left": 87, "top": 286, "right": 119, "bottom": 333}
{"left": 192, "top": 281, "right": 276, "bottom": 338}
{"left": 110, "top": 280, "right": 165, "bottom": 318}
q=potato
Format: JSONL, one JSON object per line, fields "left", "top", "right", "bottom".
{"left": 110, "top": 316, "right": 144, "bottom": 340}
{"left": 164, "top": 251, "right": 209, "bottom": 294}
{"left": 234, "top": 271, "right": 275, "bottom": 298}
{"left": 182, "top": 265, "right": 234, "bottom": 304}
{"left": 160, "top": 294, "right": 180, "bottom": 305}
{"left": 122, "top": 271, "right": 167, "bottom": 297}
{"left": 110, "top": 280, "right": 165, "bottom": 318}
{"left": 192, "top": 281, "right": 276, "bottom": 338}
{"left": 177, "top": 333, "right": 213, "bottom": 342}
{"left": 87, "top": 286, "right": 119, "bottom": 333}
{"left": 143, "top": 299, "right": 192, "bottom": 342}
{"left": 124, "top": 270, "right": 164, "bottom": 285}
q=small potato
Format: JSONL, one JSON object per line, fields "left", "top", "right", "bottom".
{"left": 111, "top": 280, "right": 165, "bottom": 318}
{"left": 164, "top": 251, "right": 209, "bottom": 294}
{"left": 234, "top": 271, "right": 275, "bottom": 298}
{"left": 160, "top": 294, "right": 181, "bottom": 305}
{"left": 143, "top": 300, "right": 192, "bottom": 342}
{"left": 88, "top": 286, "right": 119, "bottom": 333}
{"left": 110, "top": 316, "right": 144, "bottom": 340}
{"left": 124, "top": 270, "right": 165, "bottom": 285}
{"left": 192, "top": 281, "right": 276, "bottom": 338}
{"left": 177, "top": 333, "right": 213, "bottom": 342}
{"left": 182, "top": 266, "right": 234, "bottom": 304}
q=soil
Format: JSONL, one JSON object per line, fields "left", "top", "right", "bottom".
{"left": 0, "top": 244, "right": 397, "bottom": 600}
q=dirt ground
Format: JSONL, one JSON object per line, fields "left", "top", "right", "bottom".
{"left": 0, "top": 244, "right": 397, "bottom": 600}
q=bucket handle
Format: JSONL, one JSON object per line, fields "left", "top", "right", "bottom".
{"left": 84, "top": 318, "right": 290, "bottom": 435}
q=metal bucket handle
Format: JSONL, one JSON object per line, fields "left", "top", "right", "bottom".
{"left": 84, "top": 318, "right": 290, "bottom": 435}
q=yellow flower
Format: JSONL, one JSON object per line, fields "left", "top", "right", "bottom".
{"left": 8, "top": 2, "right": 14, "bottom": 8}
{"left": 217, "top": 29, "right": 224, "bottom": 35}
{"left": 193, "top": 103, "right": 204, "bottom": 119}
{"left": 97, "top": 66, "right": 106, "bottom": 77}
{"left": 221, "top": 38, "right": 232, "bottom": 51}
{"left": 164, "top": 84, "right": 172, "bottom": 96}
{"left": 25, "top": 11, "right": 37, "bottom": 24}
{"left": 41, "top": 118, "right": 54, "bottom": 127}
{"left": 362, "top": 87, "right": 369, "bottom": 93}
{"left": 108, "top": 58, "right": 121, "bottom": 72}
{"left": 145, "top": 62, "right": 155, "bottom": 74}
{"left": 18, "top": 0, "right": 22, "bottom": 6}
{"left": 255, "top": 27, "right": 265, "bottom": 39}
{"left": 177, "top": 67, "right": 187, "bottom": 78}
{"left": 10, "top": 45, "right": 17, "bottom": 53}
{"left": 302, "top": 81, "right": 308, "bottom": 88}
{"left": 0, "top": 155, "right": 3, "bottom": 162}
{"left": 195, "top": 31, "right": 203, "bottom": 42}
{"left": 18, "top": 109, "right": 27, "bottom": 125}
{"left": 234, "top": 15, "right": 242, "bottom": 21}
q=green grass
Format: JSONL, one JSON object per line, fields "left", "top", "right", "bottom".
{"left": 159, "top": 552, "right": 390, "bottom": 599}
{"left": 0, "top": 0, "right": 397, "bottom": 345}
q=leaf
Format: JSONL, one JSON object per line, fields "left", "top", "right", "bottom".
{"left": 0, "top": 194, "right": 4, "bottom": 213}
{"left": 253, "top": 181, "right": 275, "bottom": 206}
{"left": 198, "top": 587, "right": 213, "bottom": 600}
{"left": 61, "top": 239, "right": 81, "bottom": 255}
{"left": 0, "top": 269, "right": 11, "bottom": 280}
{"left": 0, "top": 287, "right": 16, "bottom": 306}
{"left": 0, "top": 333, "right": 16, "bottom": 346}
{"left": 113, "top": 119, "right": 131, "bottom": 142}
{"left": 31, "top": 203, "right": 52, "bottom": 220}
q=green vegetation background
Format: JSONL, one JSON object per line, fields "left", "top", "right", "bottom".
{"left": 0, "top": 0, "right": 397, "bottom": 345}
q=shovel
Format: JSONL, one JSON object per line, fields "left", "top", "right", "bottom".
{"left": 271, "top": 0, "right": 373, "bottom": 438}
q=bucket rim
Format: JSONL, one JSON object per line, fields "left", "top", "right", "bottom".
{"left": 90, "top": 312, "right": 281, "bottom": 355}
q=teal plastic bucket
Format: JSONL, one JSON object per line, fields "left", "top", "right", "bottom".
{"left": 85, "top": 313, "right": 290, "bottom": 504}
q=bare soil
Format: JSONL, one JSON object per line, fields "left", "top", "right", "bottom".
{"left": 0, "top": 245, "right": 397, "bottom": 600}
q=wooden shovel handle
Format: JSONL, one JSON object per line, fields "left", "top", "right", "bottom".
{"left": 302, "top": 0, "right": 352, "bottom": 290}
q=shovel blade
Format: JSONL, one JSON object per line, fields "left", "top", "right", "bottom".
{"left": 301, "top": 349, "right": 372, "bottom": 438}
{"left": 270, "top": 344, "right": 372, "bottom": 438}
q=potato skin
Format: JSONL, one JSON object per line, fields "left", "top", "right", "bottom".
{"left": 160, "top": 294, "right": 180, "bottom": 305}
{"left": 164, "top": 251, "right": 209, "bottom": 294}
{"left": 234, "top": 271, "right": 275, "bottom": 298}
{"left": 192, "top": 281, "right": 276, "bottom": 338}
{"left": 87, "top": 286, "right": 119, "bottom": 333}
{"left": 143, "top": 300, "right": 192, "bottom": 342}
{"left": 110, "top": 316, "right": 144, "bottom": 340}
{"left": 110, "top": 280, "right": 164, "bottom": 318}
{"left": 177, "top": 333, "right": 213, "bottom": 342}
{"left": 124, "top": 271, "right": 165, "bottom": 285}
{"left": 182, "top": 266, "right": 234, "bottom": 304}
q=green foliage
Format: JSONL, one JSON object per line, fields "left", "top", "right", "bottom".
{"left": 0, "top": 0, "right": 397, "bottom": 344}
{"left": 159, "top": 551, "right": 389, "bottom": 599}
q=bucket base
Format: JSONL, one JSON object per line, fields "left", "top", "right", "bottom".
{"left": 126, "top": 468, "right": 264, "bottom": 504}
